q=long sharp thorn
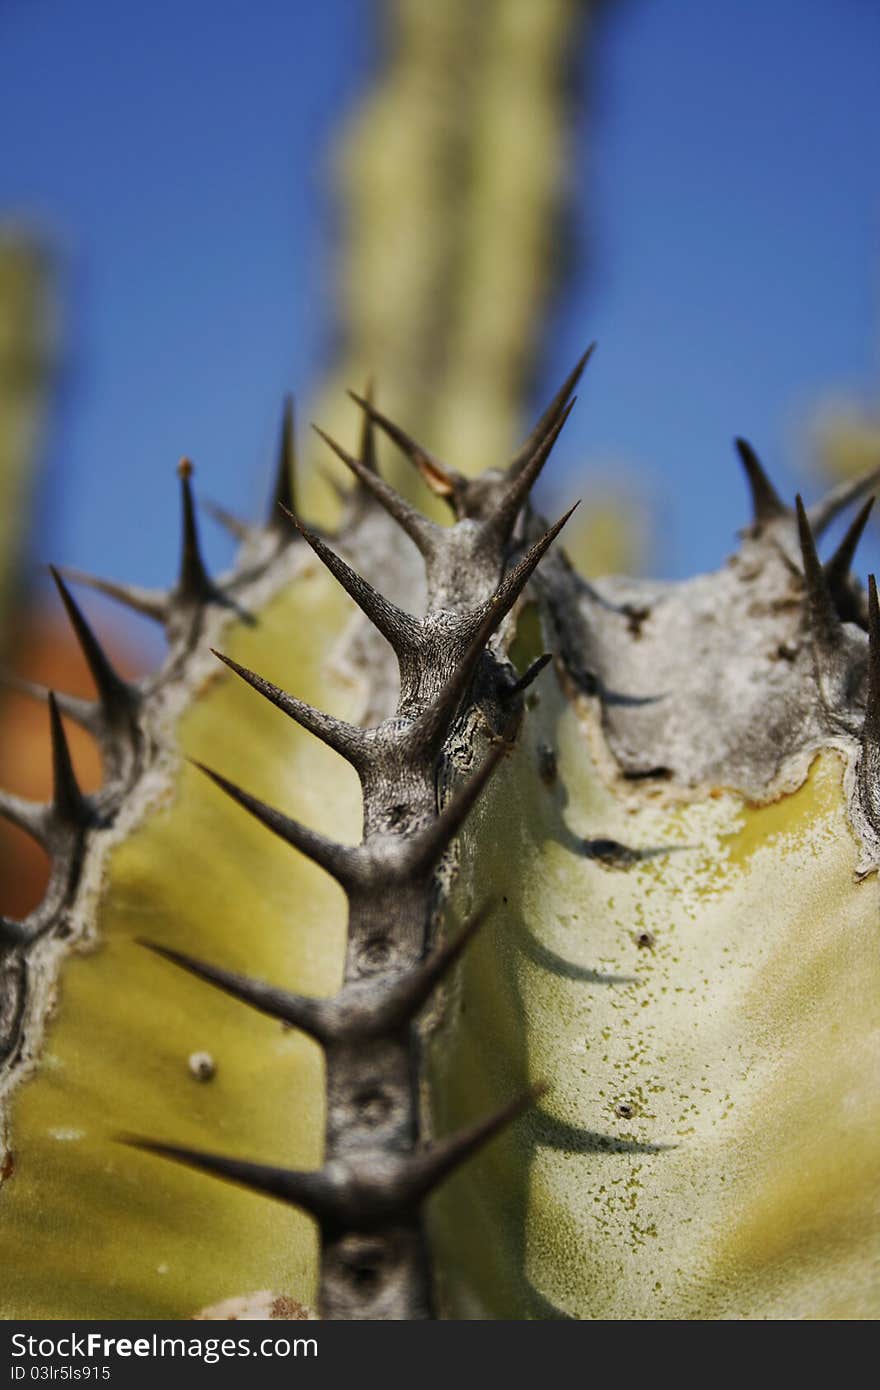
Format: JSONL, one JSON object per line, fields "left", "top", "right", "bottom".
{"left": 376, "top": 903, "right": 494, "bottom": 1029}
{"left": 864, "top": 575, "right": 880, "bottom": 750}
{"left": 211, "top": 649, "right": 368, "bottom": 766}
{"left": 490, "top": 399, "right": 576, "bottom": 543}
{"left": 795, "top": 495, "right": 841, "bottom": 654}
{"left": 138, "top": 940, "right": 332, "bottom": 1043}
{"left": 177, "top": 460, "right": 215, "bottom": 601}
{"left": 312, "top": 423, "right": 439, "bottom": 559}
{"left": 809, "top": 465, "right": 880, "bottom": 538}
{"left": 118, "top": 1136, "right": 335, "bottom": 1223}
{"left": 56, "top": 568, "right": 167, "bottom": 624}
{"left": 192, "top": 761, "right": 363, "bottom": 890}
{"left": 396, "top": 1084, "right": 547, "bottom": 1207}
{"left": 174, "top": 472, "right": 252, "bottom": 625}
{"left": 487, "top": 503, "right": 579, "bottom": 624}
{"left": 735, "top": 437, "right": 787, "bottom": 526}
{"left": 48, "top": 693, "right": 90, "bottom": 827}
{"left": 823, "top": 497, "right": 874, "bottom": 617}
{"left": 347, "top": 391, "right": 464, "bottom": 505}
{"left": 407, "top": 731, "right": 514, "bottom": 878}
{"left": 509, "top": 345, "right": 595, "bottom": 477}
{"left": 278, "top": 508, "right": 420, "bottom": 654}
{"left": 412, "top": 508, "right": 576, "bottom": 752}
{"left": 50, "top": 567, "right": 136, "bottom": 721}
{"left": 269, "top": 394, "right": 297, "bottom": 529}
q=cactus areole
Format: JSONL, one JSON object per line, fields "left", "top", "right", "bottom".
{"left": 1, "top": 352, "right": 879, "bottom": 1320}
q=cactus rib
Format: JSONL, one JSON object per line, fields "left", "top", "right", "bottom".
{"left": 3, "top": 356, "right": 880, "bottom": 1319}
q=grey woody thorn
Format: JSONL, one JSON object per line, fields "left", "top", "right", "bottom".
{"left": 49, "top": 567, "right": 139, "bottom": 727}
{"left": 388, "top": 1083, "right": 547, "bottom": 1211}
{"left": 372, "top": 900, "right": 495, "bottom": 1029}
{"left": 137, "top": 903, "right": 492, "bottom": 1045}
{"left": 212, "top": 504, "right": 571, "bottom": 774}
{"left": 48, "top": 692, "right": 91, "bottom": 830}
{"left": 733, "top": 439, "right": 878, "bottom": 545}
{"left": 0, "top": 694, "right": 91, "bottom": 847}
{"left": 176, "top": 459, "right": 221, "bottom": 605}
{"left": 118, "top": 1082, "right": 543, "bottom": 1232}
{"left": 137, "top": 939, "right": 335, "bottom": 1043}
{"left": 193, "top": 720, "right": 510, "bottom": 893}
{"left": 507, "top": 345, "right": 594, "bottom": 478}
{"left": 311, "top": 423, "right": 441, "bottom": 561}
{"left": 349, "top": 352, "right": 588, "bottom": 529}
{"left": 408, "top": 505, "right": 577, "bottom": 754}
{"left": 279, "top": 507, "right": 421, "bottom": 657}
{"left": 203, "top": 395, "right": 300, "bottom": 543}
{"left": 59, "top": 462, "right": 238, "bottom": 629}
{"left": 403, "top": 728, "right": 516, "bottom": 881}
{"left": 823, "top": 497, "right": 874, "bottom": 625}
{"left": 268, "top": 395, "right": 297, "bottom": 532}
{"left": 735, "top": 438, "right": 787, "bottom": 528}
{"left": 482, "top": 503, "right": 579, "bottom": 622}
{"left": 346, "top": 391, "right": 465, "bottom": 510}
{"left": 210, "top": 649, "right": 369, "bottom": 769}
{"left": 795, "top": 495, "right": 843, "bottom": 658}
{"left": 191, "top": 759, "right": 365, "bottom": 892}
{"left": 483, "top": 398, "right": 576, "bottom": 549}
{"left": 808, "top": 466, "right": 880, "bottom": 539}
{"left": 117, "top": 1137, "right": 339, "bottom": 1225}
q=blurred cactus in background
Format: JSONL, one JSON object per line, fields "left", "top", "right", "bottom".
{"left": 0, "top": 229, "right": 70, "bottom": 918}
{"left": 4, "top": 0, "right": 879, "bottom": 1325}
{"left": 814, "top": 402, "right": 880, "bottom": 498}
{"left": 309, "top": 0, "right": 630, "bottom": 558}
{"left": 811, "top": 244, "right": 880, "bottom": 515}
{"left": 0, "top": 230, "right": 56, "bottom": 651}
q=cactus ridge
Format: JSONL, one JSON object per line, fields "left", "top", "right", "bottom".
{"left": 161, "top": 382, "right": 574, "bottom": 1311}
{"left": 3, "top": 351, "right": 880, "bottom": 1317}
{"left": 0, "top": 362, "right": 580, "bottom": 1317}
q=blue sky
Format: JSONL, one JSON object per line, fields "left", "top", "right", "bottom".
{"left": 2, "top": 0, "right": 879, "bottom": 627}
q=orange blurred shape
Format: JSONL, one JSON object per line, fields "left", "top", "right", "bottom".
{"left": 0, "top": 608, "right": 144, "bottom": 919}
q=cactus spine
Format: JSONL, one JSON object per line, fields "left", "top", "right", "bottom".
{"left": 2, "top": 350, "right": 880, "bottom": 1318}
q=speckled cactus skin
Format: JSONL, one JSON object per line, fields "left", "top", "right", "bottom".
{"left": 1, "top": 357, "right": 880, "bottom": 1320}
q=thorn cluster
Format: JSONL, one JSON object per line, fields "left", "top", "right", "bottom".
{"left": 7, "top": 351, "right": 880, "bottom": 1322}
{"left": 122, "top": 360, "right": 586, "bottom": 1317}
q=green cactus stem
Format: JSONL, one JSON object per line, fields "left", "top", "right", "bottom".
{"left": 1, "top": 356, "right": 880, "bottom": 1319}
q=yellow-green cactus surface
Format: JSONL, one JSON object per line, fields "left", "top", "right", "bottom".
{"left": 429, "top": 669, "right": 879, "bottom": 1319}
{"left": 2, "top": 373, "right": 879, "bottom": 1319}
{"left": 0, "top": 564, "right": 361, "bottom": 1317}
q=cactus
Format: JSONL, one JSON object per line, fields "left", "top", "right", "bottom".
{"left": 1, "top": 356, "right": 880, "bottom": 1321}
{"left": 0, "top": 230, "right": 56, "bottom": 650}
{"left": 310, "top": 0, "right": 592, "bottom": 518}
